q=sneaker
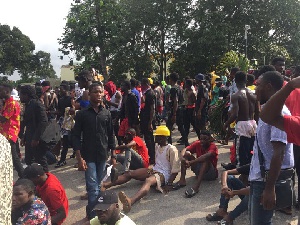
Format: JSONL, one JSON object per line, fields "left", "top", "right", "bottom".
{"left": 218, "top": 219, "right": 233, "bottom": 225}
{"left": 55, "top": 161, "right": 66, "bottom": 168}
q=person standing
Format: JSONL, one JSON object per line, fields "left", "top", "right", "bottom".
{"left": 0, "top": 84, "right": 23, "bottom": 178}
{"left": 19, "top": 85, "right": 48, "bottom": 172}
{"left": 140, "top": 78, "right": 156, "bottom": 164}
{"left": 72, "top": 83, "right": 115, "bottom": 219}
{"left": 0, "top": 133, "right": 13, "bottom": 225}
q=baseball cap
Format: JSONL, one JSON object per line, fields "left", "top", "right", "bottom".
{"left": 23, "top": 163, "right": 45, "bottom": 179}
{"left": 195, "top": 73, "right": 206, "bottom": 81}
{"left": 93, "top": 191, "right": 118, "bottom": 211}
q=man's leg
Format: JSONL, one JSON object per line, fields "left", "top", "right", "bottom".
{"left": 227, "top": 195, "right": 249, "bottom": 221}
{"left": 238, "top": 136, "right": 254, "bottom": 166}
{"left": 103, "top": 168, "right": 149, "bottom": 189}
{"left": 249, "top": 181, "right": 273, "bottom": 225}
{"left": 34, "top": 141, "right": 49, "bottom": 172}
{"left": 183, "top": 108, "right": 191, "bottom": 138}
{"left": 24, "top": 142, "right": 34, "bottom": 166}
{"left": 9, "top": 140, "right": 24, "bottom": 178}
{"left": 293, "top": 144, "right": 300, "bottom": 207}
{"left": 166, "top": 116, "right": 174, "bottom": 144}
{"left": 177, "top": 155, "right": 195, "bottom": 185}
{"left": 143, "top": 129, "right": 155, "bottom": 164}
{"left": 176, "top": 108, "right": 188, "bottom": 146}
{"left": 129, "top": 150, "right": 145, "bottom": 170}
{"left": 191, "top": 161, "right": 213, "bottom": 192}
{"left": 58, "top": 135, "right": 69, "bottom": 163}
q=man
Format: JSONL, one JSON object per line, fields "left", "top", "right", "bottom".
{"left": 249, "top": 71, "right": 294, "bottom": 224}
{"left": 292, "top": 65, "right": 300, "bottom": 79}
{"left": 246, "top": 74, "right": 256, "bottom": 93}
{"left": 223, "top": 71, "right": 257, "bottom": 167}
{"left": 103, "top": 126, "right": 180, "bottom": 213}
{"left": 166, "top": 72, "right": 186, "bottom": 145}
{"left": 83, "top": 191, "right": 136, "bottom": 225}
{"left": 194, "top": 74, "right": 209, "bottom": 136}
{"left": 75, "top": 70, "right": 93, "bottom": 109}
{"left": 104, "top": 81, "right": 122, "bottom": 145}
{"left": 0, "top": 83, "right": 23, "bottom": 178}
{"left": 154, "top": 80, "right": 164, "bottom": 119}
{"left": 271, "top": 56, "right": 285, "bottom": 75}
{"left": 206, "top": 164, "right": 250, "bottom": 225}
{"left": 23, "top": 163, "right": 68, "bottom": 225}
{"left": 0, "top": 133, "right": 13, "bottom": 225}
{"left": 72, "top": 83, "right": 115, "bottom": 219}
{"left": 19, "top": 85, "right": 49, "bottom": 171}
{"left": 55, "top": 83, "right": 75, "bottom": 168}
{"left": 130, "top": 78, "right": 141, "bottom": 111}
{"left": 118, "top": 80, "right": 139, "bottom": 141}
{"left": 140, "top": 78, "right": 155, "bottom": 163}
{"left": 210, "top": 78, "right": 223, "bottom": 106}
{"left": 183, "top": 79, "right": 197, "bottom": 140}
{"left": 111, "top": 128, "right": 149, "bottom": 176}
{"left": 174, "top": 130, "right": 218, "bottom": 198}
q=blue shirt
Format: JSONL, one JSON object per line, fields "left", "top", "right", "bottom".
{"left": 249, "top": 105, "right": 294, "bottom": 182}
{"left": 131, "top": 88, "right": 141, "bottom": 109}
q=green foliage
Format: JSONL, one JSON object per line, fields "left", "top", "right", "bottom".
{"left": 217, "top": 50, "right": 250, "bottom": 74}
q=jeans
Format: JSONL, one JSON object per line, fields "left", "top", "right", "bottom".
{"left": 116, "top": 149, "right": 144, "bottom": 171}
{"left": 9, "top": 140, "right": 24, "bottom": 178}
{"left": 249, "top": 181, "right": 273, "bottom": 225}
{"left": 85, "top": 160, "right": 106, "bottom": 219}
{"left": 219, "top": 175, "right": 248, "bottom": 220}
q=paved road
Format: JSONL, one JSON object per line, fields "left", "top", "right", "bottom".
{"left": 15, "top": 129, "right": 298, "bottom": 225}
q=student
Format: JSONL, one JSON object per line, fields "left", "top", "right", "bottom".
{"left": 103, "top": 126, "right": 180, "bottom": 213}
{"left": 83, "top": 191, "right": 136, "bottom": 225}
{"left": 24, "top": 163, "right": 68, "bottom": 225}
{"left": 174, "top": 130, "right": 218, "bottom": 197}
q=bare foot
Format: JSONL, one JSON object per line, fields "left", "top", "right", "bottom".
{"left": 118, "top": 191, "right": 132, "bottom": 213}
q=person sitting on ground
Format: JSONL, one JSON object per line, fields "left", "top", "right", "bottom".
{"left": 110, "top": 128, "right": 149, "bottom": 182}
{"left": 11, "top": 179, "right": 51, "bottom": 225}
{"left": 206, "top": 164, "right": 250, "bottom": 225}
{"left": 174, "top": 130, "right": 218, "bottom": 198}
{"left": 103, "top": 125, "right": 180, "bottom": 213}
{"left": 23, "top": 163, "right": 68, "bottom": 225}
{"left": 83, "top": 191, "right": 136, "bottom": 225}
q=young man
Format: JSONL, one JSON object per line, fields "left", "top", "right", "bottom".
{"left": 223, "top": 71, "right": 257, "bottom": 167}
{"left": 104, "top": 126, "right": 180, "bottom": 213}
{"left": 118, "top": 80, "right": 139, "bottom": 142}
{"left": 130, "top": 78, "right": 141, "bottom": 111}
{"left": 83, "top": 191, "right": 136, "bottom": 225}
{"left": 111, "top": 128, "right": 149, "bottom": 175}
{"left": 210, "top": 77, "right": 223, "bottom": 106}
{"left": 206, "top": 164, "right": 250, "bottom": 225}
{"left": 23, "top": 163, "right": 68, "bottom": 225}
{"left": 174, "top": 130, "right": 218, "bottom": 197}
{"left": 19, "top": 85, "right": 49, "bottom": 172}
{"left": 72, "top": 83, "right": 115, "bottom": 219}
{"left": 140, "top": 78, "right": 156, "bottom": 163}
{"left": 271, "top": 56, "right": 285, "bottom": 75}
{"left": 249, "top": 71, "right": 294, "bottom": 224}
{"left": 0, "top": 83, "right": 23, "bottom": 178}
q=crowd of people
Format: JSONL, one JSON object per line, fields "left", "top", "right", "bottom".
{"left": 1, "top": 56, "right": 300, "bottom": 225}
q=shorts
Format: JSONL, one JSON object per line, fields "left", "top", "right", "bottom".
{"left": 118, "top": 118, "right": 129, "bottom": 137}
{"left": 147, "top": 168, "right": 165, "bottom": 193}
{"left": 191, "top": 162, "right": 217, "bottom": 181}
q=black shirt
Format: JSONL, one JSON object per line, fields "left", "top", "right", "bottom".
{"left": 141, "top": 88, "right": 155, "bottom": 117}
{"left": 119, "top": 92, "right": 139, "bottom": 126}
{"left": 20, "top": 99, "right": 48, "bottom": 142}
{"left": 72, "top": 105, "right": 115, "bottom": 162}
{"left": 57, "top": 96, "right": 72, "bottom": 117}
{"left": 169, "top": 85, "right": 184, "bottom": 109}
{"left": 195, "top": 84, "right": 209, "bottom": 112}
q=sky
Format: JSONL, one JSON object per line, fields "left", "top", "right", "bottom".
{"left": 0, "top": 0, "right": 74, "bottom": 80}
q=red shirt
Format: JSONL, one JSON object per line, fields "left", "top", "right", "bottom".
{"left": 133, "top": 136, "right": 149, "bottom": 168}
{"left": 284, "top": 115, "right": 300, "bottom": 145}
{"left": 285, "top": 88, "right": 300, "bottom": 116}
{"left": 0, "top": 97, "right": 20, "bottom": 142}
{"left": 186, "top": 141, "right": 218, "bottom": 170}
{"left": 36, "top": 173, "right": 69, "bottom": 225}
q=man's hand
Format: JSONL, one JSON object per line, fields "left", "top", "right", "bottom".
{"left": 78, "top": 158, "right": 88, "bottom": 171}
{"left": 261, "top": 188, "right": 276, "bottom": 210}
{"left": 221, "top": 186, "right": 230, "bottom": 195}
{"left": 31, "top": 140, "right": 39, "bottom": 148}
{"left": 20, "top": 138, "right": 25, "bottom": 147}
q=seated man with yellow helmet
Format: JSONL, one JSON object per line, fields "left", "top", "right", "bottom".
{"left": 102, "top": 126, "right": 180, "bottom": 213}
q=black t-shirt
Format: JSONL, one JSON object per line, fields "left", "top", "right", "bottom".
{"left": 196, "top": 85, "right": 209, "bottom": 111}
{"left": 236, "top": 164, "right": 250, "bottom": 176}
{"left": 169, "top": 85, "right": 184, "bottom": 109}
{"left": 57, "top": 96, "right": 72, "bottom": 117}
{"left": 141, "top": 89, "right": 155, "bottom": 116}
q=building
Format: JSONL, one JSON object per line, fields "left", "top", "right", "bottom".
{"left": 60, "top": 65, "right": 75, "bottom": 81}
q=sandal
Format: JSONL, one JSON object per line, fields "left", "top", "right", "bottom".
{"left": 173, "top": 183, "right": 186, "bottom": 190}
{"left": 185, "top": 187, "right": 199, "bottom": 198}
{"left": 218, "top": 219, "right": 233, "bottom": 225}
{"left": 118, "top": 191, "right": 131, "bottom": 213}
{"left": 206, "top": 213, "right": 223, "bottom": 221}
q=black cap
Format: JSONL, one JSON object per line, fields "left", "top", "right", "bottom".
{"left": 93, "top": 191, "right": 118, "bottom": 211}
{"left": 195, "top": 73, "right": 206, "bottom": 81}
{"left": 23, "top": 163, "right": 45, "bottom": 179}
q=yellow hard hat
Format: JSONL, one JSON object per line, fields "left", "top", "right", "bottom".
{"left": 154, "top": 125, "right": 170, "bottom": 136}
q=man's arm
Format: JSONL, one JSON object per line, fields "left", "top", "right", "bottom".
{"left": 116, "top": 140, "right": 136, "bottom": 150}
{"left": 262, "top": 141, "right": 286, "bottom": 210}
{"left": 51, "top": 206, "right": 66, "bottom": 224}
{"left": 148, "top": 93, "right": 155, "bottom": 130}
{"left": 260, "top": 79, "right": 300, "bottom": 130}
{"left": 224, "top": 94, "right": 239, "bottom": 128}
{"left": 33, "top": 101, "right": 48, "bottom": 141}
{"left": 189, "top": 152, "right": 215, "bottom": 165}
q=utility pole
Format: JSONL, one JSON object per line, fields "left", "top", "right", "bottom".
{"left": 245, "top": 25, "right": 250, "bottom": 58}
